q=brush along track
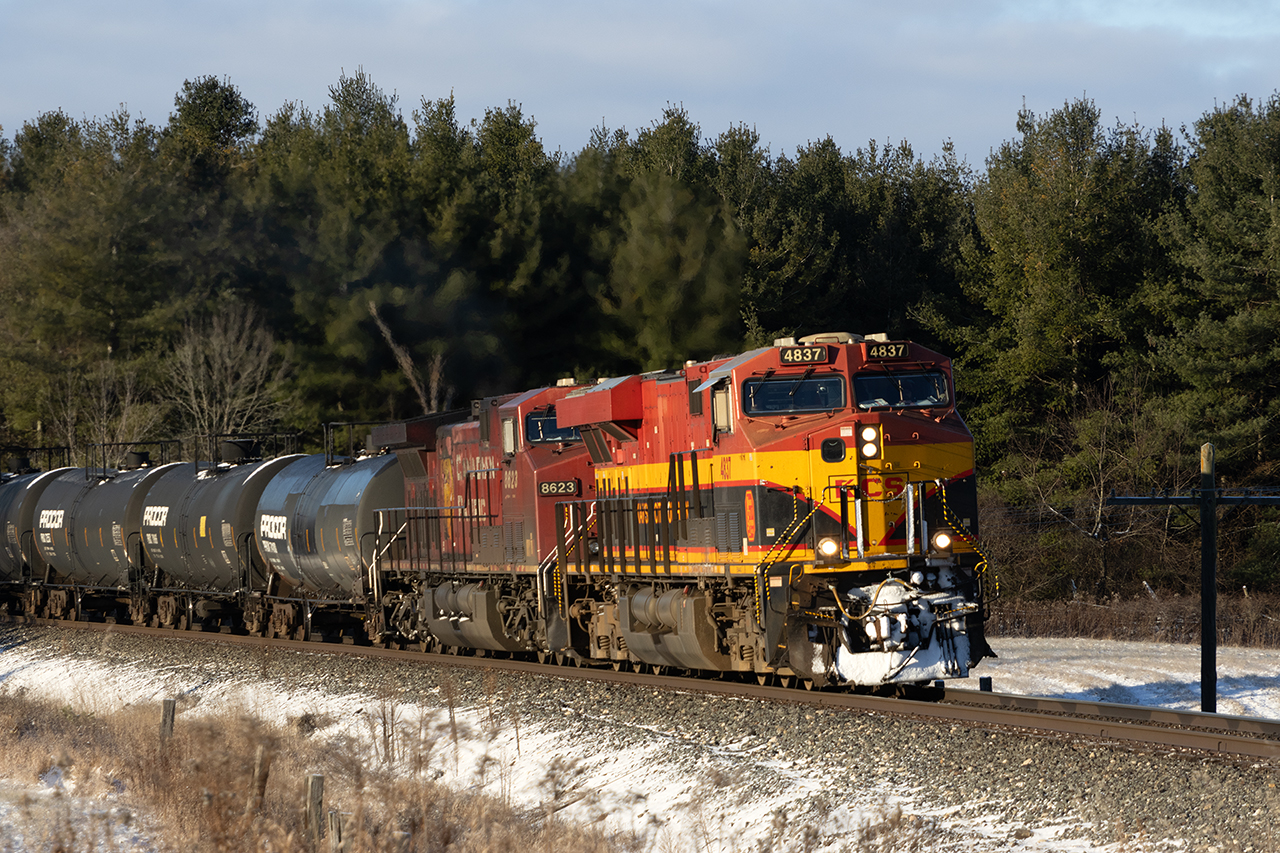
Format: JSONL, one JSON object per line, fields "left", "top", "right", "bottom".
{"left": 8, "top": 614, "right": 1279, "bottom": 761}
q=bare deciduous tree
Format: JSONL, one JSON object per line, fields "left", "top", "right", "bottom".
{"left": 367, "top": 300, "right": 453, "bottom": 413}
{"left": 43, "top": 356, "right": 165, "bottom": 466}
{"left": 166, "top": 302, "right": 293, "bottom": 439}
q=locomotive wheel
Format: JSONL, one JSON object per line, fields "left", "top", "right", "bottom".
{"left": 536, "top": 650, "right": 550, "bottom": 664}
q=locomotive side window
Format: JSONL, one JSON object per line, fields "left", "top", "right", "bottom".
{"left": 742, "top": 375, "right": 847, "bottom": 415}
{"left": 501, "top": 418, "right": 517, "bottom": 455}
{"left": 712, "top": 384, "right": 733, "bottom": 434}
{"left": 854, "top": 371, "right": 950, "bottom": 410}
{"left": 525, "top": 408, "right": 581, "bottom": 444}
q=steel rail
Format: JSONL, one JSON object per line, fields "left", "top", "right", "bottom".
{"left": 6, "top": 615, "right": 1279, "bottom": 760}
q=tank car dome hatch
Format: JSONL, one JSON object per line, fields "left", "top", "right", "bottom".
{"left": 124, "top": 450, "right": 152, "bottom": 469}
{"left": 32, "top": 463, "right": 183, "bottom": 587}
{"left": 219, "top": 439, "right": 261, "bottom": 464}
{"left": 141, "top": 454, "right": 304, "bottom": 591}
{"left": 0, "top": 468, "right": 69, "bottom": 583}
{"left": 6, "top": 456, "right": 32, "bottom": 475}
{"left": 253, "top": 453, "right": 403, "bottom": 595}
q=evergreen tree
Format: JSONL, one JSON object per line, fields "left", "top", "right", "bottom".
{"left": 941, "top": 98, "right": 1181, "bottom": 459}
{"left": 1157, "top": 93, "right": 1280, "bottom": 477}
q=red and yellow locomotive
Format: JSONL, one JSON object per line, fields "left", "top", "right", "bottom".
{"left": 373, "top": 332, "right": 991, "bottom": 687}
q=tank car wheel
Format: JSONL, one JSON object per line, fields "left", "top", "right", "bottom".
{"left": 611, "top": 661, "right": 625, "bottom": 672}
{"left": 536, "top": 650, "right": 550, "bottom": 664}
{"left": 802, "top": 679, "right": 816, "bottom": 691}
{"left": 778, "top": 676, "right": 795, "bottom": 689}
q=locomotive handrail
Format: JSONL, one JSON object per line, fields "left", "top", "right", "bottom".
{"left": 539, "top": 500, "right": 598, "bottom": 619}
{"left": 372, "top": 505, "right": 478, "bottom": 577}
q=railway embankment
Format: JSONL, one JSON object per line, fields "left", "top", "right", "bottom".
{"left": 1, "top": 622, "right": 1278, "bottom": 851}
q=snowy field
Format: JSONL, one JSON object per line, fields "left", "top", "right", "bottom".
{"left": 1, "top": 633, "right": 1278, "bottom": 852}
{"left": 981, "top": 637, "right": 1280, "bottom": 719}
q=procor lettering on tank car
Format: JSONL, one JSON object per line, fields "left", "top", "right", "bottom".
{"left": 0, "top": 333, "right": 993, "bottom": 688}
{"left": 368, "top": 332, "right": 994, "bottom": 687}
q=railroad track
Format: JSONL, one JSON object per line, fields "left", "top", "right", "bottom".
{"left": 7, "top": 614, "right": 1279, "bottom": 761}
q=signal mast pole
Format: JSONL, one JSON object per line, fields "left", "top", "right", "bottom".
{"left": 1107, "top": 443, "right": 1280, "bottom": 714}
{"left": 1199, "top": 445, "right": 1217, "bottom": 714}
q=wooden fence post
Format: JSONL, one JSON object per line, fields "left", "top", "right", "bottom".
{"left": 304, "top": 774, "right": 324, "bottom": 847}
{"left": 244, "top": 745, "right": 272, "bottom": 816}
{"left": 327, "top": 810, "right": 354, "bottom": 853}
{"left": 159, "top": 698, "right": 175, "bottom": 742}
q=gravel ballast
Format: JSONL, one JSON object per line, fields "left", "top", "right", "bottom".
{"left": 1, "top": 622, "right": 1277, "bottom": 852}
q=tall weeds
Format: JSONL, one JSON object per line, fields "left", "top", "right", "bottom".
{"left": 0, "top": 690, "right": 623, "bottom": 852}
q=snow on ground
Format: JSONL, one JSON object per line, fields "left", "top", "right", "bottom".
{"left": 2, "top": 634, "right": 1278, "bottom": 852}
{"left": 982, "top": 637, "right": 1280, "bottom": 719}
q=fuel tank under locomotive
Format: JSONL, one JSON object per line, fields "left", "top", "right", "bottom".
{"left": 254, "top": 454, "right": 403, "bottom": 595}
{"left": 140, "top": 455, "right": 304, "bottom": 590}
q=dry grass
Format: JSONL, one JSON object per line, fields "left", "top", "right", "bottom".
{"left": 0, "top": 681, "right": 964, "bottom": 853}
{"left": 0, "top": 688, "right": 630, "bottom": 853}
{"left": 987, "top": 593, "right": 1280, "bottom": 648}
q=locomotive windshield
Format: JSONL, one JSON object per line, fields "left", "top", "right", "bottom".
{"left": 742, "top": 374, "right": 847, "bottom": 415}
{"left": 525, "top": 408, "right": 581, "bottom": 443}
{"left": 854, "top": 370, "right": 950, "bottom": 410}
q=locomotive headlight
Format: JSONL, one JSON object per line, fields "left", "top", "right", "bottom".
{"left": 859, "top": 425, "right": 881, "bottom": 459}
{"left": 931, "top": 530, "right": 954, "bottom": 552}
{"left": 817, "top": 537, "right": 841, "bottom": 559}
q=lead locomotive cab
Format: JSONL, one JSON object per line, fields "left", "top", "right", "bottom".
{"left": 528, "top": 330, "right": 991, "bottom": 687}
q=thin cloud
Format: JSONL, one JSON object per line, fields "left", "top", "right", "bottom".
{"left": 1, "top": 0, "right": 1277, "bottom": 166}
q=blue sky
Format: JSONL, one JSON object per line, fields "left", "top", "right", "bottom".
{"left": 3, "top": 0, "right": 1278, "bottom": 166}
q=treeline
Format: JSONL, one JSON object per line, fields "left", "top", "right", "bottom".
{"left": 2, "top": 72, "right": 1279, "bottom": 598}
